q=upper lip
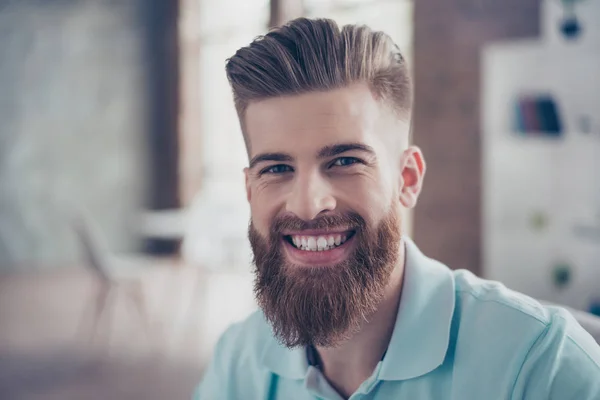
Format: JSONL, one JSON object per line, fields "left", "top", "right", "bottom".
{"left": 282, "top": 229, "right": 353, "bottom": 236}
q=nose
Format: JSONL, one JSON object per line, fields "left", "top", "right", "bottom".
{"left": 285, "top": 170, "right": 336, "bottom": 221}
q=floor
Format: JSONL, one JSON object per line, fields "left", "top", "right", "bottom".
{"left": 0, "top": 258, "right": 257, "bottom": 399}
{"left": 2, "top": 258, "right": 599, "bottom": 399}
{"left": 0, "top": 351, "right": 202, "bottom": 400}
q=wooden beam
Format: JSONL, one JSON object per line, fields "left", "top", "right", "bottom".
{"left": 143, "top": 0, "right": 181, "bottom": 254}
{"left": 144, "top": 0, "right": 180, "bottom": 211}
{"left": 412, "top": 0, "right": 541, "bottom": 275}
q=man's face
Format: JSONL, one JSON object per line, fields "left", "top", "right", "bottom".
{"left": 244, "top": 84, "right": 423, "bottom": 348}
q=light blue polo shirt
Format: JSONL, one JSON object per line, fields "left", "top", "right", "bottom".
{"left": 194, "top": 238, "right": 600, "bottom": 399}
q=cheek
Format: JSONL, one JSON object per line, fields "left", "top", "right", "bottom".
{"left": 249, "top": 182, "right": 286, "bottom": 232}
{"left": 334, "top": 173, "right": 395, "bottom": 219}
{"left": 249, "top": 200, "right": 270, "bottom": 234}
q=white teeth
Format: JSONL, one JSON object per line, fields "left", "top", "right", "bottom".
{"left": 317, "top": 237, "right": 327, "bottom": 250}
{"left": 327, "top": 236, "right": 335, "bottom": 247}
{"left": 290, "top": 233, "right": 350, "bottom": 251}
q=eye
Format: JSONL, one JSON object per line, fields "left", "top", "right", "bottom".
{"left": 331, "top": 157, "right": 360, "bottom": 167}
{"left": 261, "top": 164, "right": 293, "bottom": 175}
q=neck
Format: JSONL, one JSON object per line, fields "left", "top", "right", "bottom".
{"left": 316, "top": 240, "right": 406, "bottom": 398}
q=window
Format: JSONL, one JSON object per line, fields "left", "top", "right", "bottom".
{"left": 180, "top": 0, "right": 268, "bottom": 270}
{"left": 306, "top": 0, "right": 413, "bottom": 64}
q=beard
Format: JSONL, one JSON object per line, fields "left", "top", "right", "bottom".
{"left": 248, "top": 204, "right": 402, "bottom": 349}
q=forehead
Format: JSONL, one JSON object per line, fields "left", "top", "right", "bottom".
{"left": 245, "top": 84, "right": 395, "bottom": 157}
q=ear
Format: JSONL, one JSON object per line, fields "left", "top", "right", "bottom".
{"left": 399, "top": 146, "right": 426, "bottom": 209}
{"left": 244, "top": 167, "right": 251, "bottom": 203}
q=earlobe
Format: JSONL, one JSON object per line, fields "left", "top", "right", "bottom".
{"left": 244, "top": 168, "right": 251, "bottom": 203}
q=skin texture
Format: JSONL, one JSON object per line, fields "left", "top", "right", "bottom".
{"left": 244, "top": 83, "right": 426, "bottom": 398}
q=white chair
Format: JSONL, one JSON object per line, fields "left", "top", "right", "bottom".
{"left": 72, "top": 215, "right": 150, "bottom": 345}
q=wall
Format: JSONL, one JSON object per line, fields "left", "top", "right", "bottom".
{"left": 412, "top": 0, "right": 541, "bottom": 274}
{"left": 0, "top": 0, "right": 149, "bottom": 269}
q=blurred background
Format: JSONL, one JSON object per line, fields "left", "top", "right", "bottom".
{"left": 0, "top": 0, "right": 598, "bottom": 398}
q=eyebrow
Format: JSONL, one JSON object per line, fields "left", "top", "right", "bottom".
{"left": 249, "top": 152, "right": 294, "bottom": 169}
{"left": 248, "top": 142, "right": 376, "bottom": 169}
{"left": 317, "top": 142, "right": 376, "bottom": 159}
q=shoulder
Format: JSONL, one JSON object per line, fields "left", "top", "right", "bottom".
{"left": 452, "top": 268, "right": 599, "bottom": 343}
{"left": 449, "top": 270, "right": 556, "bottom": 367}
{"left": 450, "top": 269, "right": 600, "bottom": 394}
{"left": 453, "top": 269, "right": 552, "bottom": 325}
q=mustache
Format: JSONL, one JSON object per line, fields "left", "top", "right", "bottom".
{"left": 269, "top": 212, "right": 366, "bottom": 235}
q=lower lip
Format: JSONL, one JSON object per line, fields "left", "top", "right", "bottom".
{"left": 282, "top": 235, "right": 355, "bottom": 266}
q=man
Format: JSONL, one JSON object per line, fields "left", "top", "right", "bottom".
{"left": 195, "top": 18, "right": 600, "bottom": 399}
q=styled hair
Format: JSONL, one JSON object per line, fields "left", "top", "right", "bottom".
{"left": 225, "top": 17, "right": 412, "bottom": 147}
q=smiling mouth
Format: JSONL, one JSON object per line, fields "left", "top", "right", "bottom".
{"left": 283, "top": 231, "right": 356, "bottom": 252}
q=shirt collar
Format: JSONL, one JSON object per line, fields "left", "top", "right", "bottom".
{"left": 377, "top": 237, "right": 455, "bottom": 380}
{"left": 260, "top": 237, "right": 456, "bottom": 381}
